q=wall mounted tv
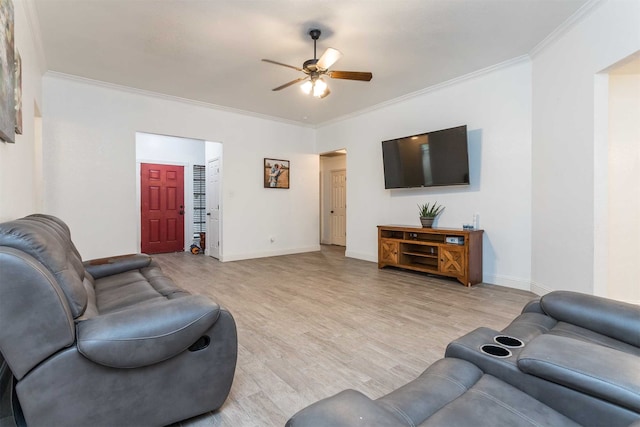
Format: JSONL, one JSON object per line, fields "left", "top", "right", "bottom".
{"left": 382, "top": 125, "right": 469, "bottom": 189}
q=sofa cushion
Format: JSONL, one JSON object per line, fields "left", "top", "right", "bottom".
{"left": 540, "top": 291, "right": 640, "bottom": 347}
{"left": 419, "top": 373, "right": 579, "bottom": 426}
{"left": 91, "top": 262, "right": 189, "bottom": 314}
{"left": 547, "top": 322, "right": 640, "bottom": 357}
{"left": 377, "top": 356, "right": 483, "bottom": 424}
{"left": 518, "top": 334, "right": 640, "bottom": 413}
{"left": 287, "top": 389, "right": 406, "bottom": 427}
{"left": 287, "top": 358, "right": 581, "bottom": 427}
{"left": 77, "top": 295, "right": 220, "bottom": 368}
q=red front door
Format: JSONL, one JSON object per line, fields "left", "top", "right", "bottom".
{"left": 141, "top": 163, "right": 185, "bottom": 254}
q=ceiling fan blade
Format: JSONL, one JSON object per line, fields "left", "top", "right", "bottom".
{"left": 272, "top": 77, "right": 308, "bottom": 91}
{"left": 316, "top": 48, "right": 343, "bottom": 71}
{"left": 262, "top": 59, "right": 303, "bottom": 72}
{"left": 328, "top": 70, "right": 373, "bottom": 81}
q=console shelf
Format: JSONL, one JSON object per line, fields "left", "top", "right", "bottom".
{"left": 378, "top": 225, "right": 483, "bottom": 287}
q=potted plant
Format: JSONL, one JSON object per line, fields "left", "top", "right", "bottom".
{"left": 418, "top": 202, "right": 444, "bottom": 228}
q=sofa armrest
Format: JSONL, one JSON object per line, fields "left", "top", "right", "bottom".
{"left": 83, "top": 253, "right": 152, "bottom": 279}
{"left": 521, "top": 297, "right": 543, "bottom": 314}
{"left": 77, "top": 295, "right": 219, "bottom": 368}
{"left": 539, "top": 291, "right": 640, "bottom": 347}
{"left": 518, "top": 334, "right": 640, "bottom": 413}
{"left": 286, "top": 390, "right": 407, "bottom": 427}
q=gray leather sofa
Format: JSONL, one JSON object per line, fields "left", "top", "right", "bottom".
{"left": 287, "top": 291, "right": 640, "bottom": 426}
{"left": 0, "top": 214, "right": 237, "bottom": 426}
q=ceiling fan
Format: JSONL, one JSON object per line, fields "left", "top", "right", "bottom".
{"left": 262, "top": 29, "right": 373, "bottom": 99}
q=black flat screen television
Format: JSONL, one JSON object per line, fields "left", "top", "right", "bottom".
{"left": 382, "top": 125, "right": 469, "bottom": 189}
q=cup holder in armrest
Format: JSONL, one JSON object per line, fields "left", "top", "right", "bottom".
{"left": 493, "top": 335, "right": 524, "bottom": 348}
{"left": 480, "top": 344, "right": 512, "bottom": 358}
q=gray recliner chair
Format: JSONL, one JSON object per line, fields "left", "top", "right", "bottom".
{"left": 0, "top": 214, "right": 237, "bottom": 426}
{"left": 287, "top": 291, "right": 640, "bottom": 426}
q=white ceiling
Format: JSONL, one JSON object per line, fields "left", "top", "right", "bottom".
{"left": 33, "top": 0, "right": 588, "bottom": 125}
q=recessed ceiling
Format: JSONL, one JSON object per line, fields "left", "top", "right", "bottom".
{"left": 33, "top": 0, "right": 588, "bottom": 125}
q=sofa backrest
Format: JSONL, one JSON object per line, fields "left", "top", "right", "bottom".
{"left": 540, "top": 291, "right": 640, "bottom": 348}
{"left": 0, "top": 247, "right": 76, "bottom": 380}
{"left": 25, "top": 214, "right": 85, "bottom": 263}
{"left": 0, "top": 216, "right": 88, "bottom": 318}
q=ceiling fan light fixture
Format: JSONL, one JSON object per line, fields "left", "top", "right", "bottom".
{"left": 313, "top": 78, "right": 328, "bottom": 97}
{"left": 300, "top": 78, "right": 329, "bottom": 98}
{"left": 264, "top": 28, "right": 371, "bottom": 99}
{"left": 300, "top": 80, "right": 313, "bottom": 94}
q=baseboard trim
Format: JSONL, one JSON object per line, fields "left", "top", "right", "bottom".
{"left": 221, "top": 246, "right": 321, "bottom": 262}
{"left": 344, "top": 250, "right": 377, "bottom": 263}
{"left": 483, "top": 274, "right": 532, "bottom": 292}
{"left": 530, "top": 281, "right": 554, "bottom": 296}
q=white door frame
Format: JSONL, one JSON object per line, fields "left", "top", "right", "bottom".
{"left": 206, "top": 156, "right": 222, "bottom": 259}
{"left": 329, "top": 168, "right": 347, "bottom": 246}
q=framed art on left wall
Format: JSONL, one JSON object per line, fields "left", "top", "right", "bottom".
{"left": 14, "top": 48, "right": 21, "bottom": 135}
{"left": 0, "top": 0, "right": 15, "bottom": 143}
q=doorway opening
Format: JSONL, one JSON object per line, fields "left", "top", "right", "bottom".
{"left": 136, "top": 133, "right": 222, "bottom": 258}
{"left": 320, "top": 149, "right": 347, "bottom": 247}
{"left": 593, "top": 51, "right": 640, "bottom": 304}
{"left": 605, "top": 53, "right": 640, "bottom": 303}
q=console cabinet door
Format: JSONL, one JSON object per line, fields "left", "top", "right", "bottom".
{"left": 440, "top": 245, "right": 465, "bottom": 277}
{"left": 380, "top": 240, "right": 399, "bottom": 265}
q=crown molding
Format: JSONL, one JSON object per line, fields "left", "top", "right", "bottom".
{"left": 43, "top": 71, "right": 315, "bottom": 129}
{"left": 317, "top": 55, "right": 531, "bottom": 128}
{"left": 529, "top": 0, "right": 604, "bottom": 58}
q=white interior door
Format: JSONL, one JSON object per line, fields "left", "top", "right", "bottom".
{"left": 206, "top": 158, "right": 221, "bottom": 258}
{"left": 330, "top": 169, "right": 347, "bottom": 246}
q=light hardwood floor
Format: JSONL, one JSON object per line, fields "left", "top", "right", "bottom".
{"left": 157, "top": 245, "right": 537, "bottom": 427}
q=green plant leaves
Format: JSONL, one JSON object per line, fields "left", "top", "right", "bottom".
{"left": 417, "top": 202, "right": 444, "bottom": 218}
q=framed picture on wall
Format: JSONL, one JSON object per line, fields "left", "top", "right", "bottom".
{"left": 0, "top": 0, "right": 16, "bottom": 143}
{"left": 264, "top": 158, "right": 290, "bottom": 189}
{"left": 14, "top": 48, "right": 21, "bottom": 135}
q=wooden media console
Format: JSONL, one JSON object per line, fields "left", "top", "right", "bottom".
{"left": 377, "top": 225, "right": 483, "bottom": 287}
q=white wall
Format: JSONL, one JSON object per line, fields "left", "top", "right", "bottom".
{"left": 531, "top": 0, "right": 640, "bottom": 295}
{"left": 14, "top": 0, "right": 638, "bottom": 296}
{"left": 135, "top": 132, "right": 205, "bottom": 252}
{"left": 43, "top": 75, "right": 319, "bottom": 260}
{"left": 0, "top": 0, "right": 44, "bottom": 220}
{"left": 607, "top": 72, "right": 640, "bottom": 303}
{"left": 320, "top": 154, "right": 346, "bottom": 244}
{"left": 316, "top": 60, "right": 533, "bottom": 289}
